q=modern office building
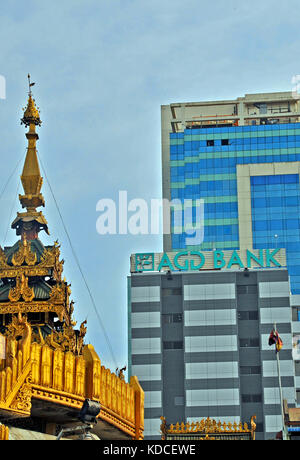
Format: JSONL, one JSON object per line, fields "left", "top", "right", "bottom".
{"left": 128, "top": 248, "right": 296, "bottom": 441}
{"left": 161, "top": 91, "right": 300, "bottom": 294}
{"left": 159, "top": 92, "right": 300, "bottom": 432}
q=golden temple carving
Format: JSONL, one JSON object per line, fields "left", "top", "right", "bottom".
{"left": 39, "top": 242, "right": 64, "bottom": 277}
{"left": 32, "top": 320, "right": 87, "bottom": 355}
{"left": 0, "top": 247, "right": 9, "bottom": 270}
{"left": 8, "top": 274, "right": 35, "bottom": 303}
{"left": 11, "top": 237, "right": 37, "bottom": 267}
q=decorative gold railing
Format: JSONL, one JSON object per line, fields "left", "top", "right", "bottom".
{"left": 161, "top": 416, "right": 256, "bottom": 441}
{"left": 0, "top": 323, "right": 144, "bottom": 439}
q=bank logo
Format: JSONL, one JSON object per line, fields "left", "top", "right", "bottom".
{"left": 135, "top": 253, "right": 155, "bottom": 272}
{"left": 0, "top": 75, "right": 6, "bottom": 100}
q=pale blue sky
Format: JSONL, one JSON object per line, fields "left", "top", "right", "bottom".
{"left": 0, "top": 0, "right": 300, "bottom": 370}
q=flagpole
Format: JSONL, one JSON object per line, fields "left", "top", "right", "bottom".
{"left": 274, "top": 322, "right": 286, "bottom": 440}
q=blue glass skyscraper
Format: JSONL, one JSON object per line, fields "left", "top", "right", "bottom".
{"left": 161, "top": 92, "right": 300, "bottom": 294}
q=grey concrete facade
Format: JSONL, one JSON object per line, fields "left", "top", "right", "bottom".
{"left": 128, "top": 268, "right": 296, "bottom": 440}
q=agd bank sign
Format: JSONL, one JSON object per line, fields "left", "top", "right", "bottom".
{"left": 131, "top": 248, "right": 286, "bottom": 273}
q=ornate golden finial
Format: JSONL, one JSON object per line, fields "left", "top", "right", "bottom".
{"left": 12, "top": 76, "right": 49, "bottom": 238}
{"left": 20, "top": 75, "right": 41, "bottom": 127}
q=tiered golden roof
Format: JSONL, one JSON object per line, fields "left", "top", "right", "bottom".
{"left": 0, "top": 79, "right": 144, "bottom": 440}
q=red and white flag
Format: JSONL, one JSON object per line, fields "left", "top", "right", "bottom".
{"left": 268, "top": 329, "right": 283, "bottom": 353}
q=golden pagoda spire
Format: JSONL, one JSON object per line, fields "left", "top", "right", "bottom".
{"left": 11, "top": 75, "right": 49, "bottom": 239}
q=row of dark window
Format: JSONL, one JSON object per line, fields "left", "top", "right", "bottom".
{"left": 163, "top": 313, "right": 183, "bottom": 323}
{"left": 241, "top": 394, "right": 262, "bottom": 403}
{"left": 240, "top": 365, "right": 261, "bottom": 375}
{"left": 162, "top": 285, "right": 258, "bottom": 296}
{"left": 163, "top": 341, "right": 183, "bottom": 350}
{"left": 240, "top": 338, "right": 260, "bottom": 348}
{"left": 162, "top": 312, "right": 259, "bottom": 323}
{"left": 162, "top": 288, "right": 182, "bottom": 296}
{"left": 207, "top": 139, "right": 230, "bottom": 146}
{"left": 238, "top": 311, "right": 259, "bottom": 320}
{"left": 174, "top": 395, "right": 263, "bottom": 406}
{"left": 163, "top": 340, "right": 260, "bottom": 351}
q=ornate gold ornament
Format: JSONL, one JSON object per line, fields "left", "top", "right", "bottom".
{"left": 162, "top": 416, "right": 256, "bottom": 440}
{"left": 0, "top": 303, "right": 66, "bottom": 323}
{"left": 8, "top": 274, "right": 35, "bottom": 303}
{"left": 250, "top": 415, "right": 257, "bottom": 441}
{"left": 10, "top": 373, "right": 32, "bottom": 413}
{"left": 11, "top": 237, "right": 37, "bottom": 267}
{"left": 39, "top": 242, "right": 64, "bottom": 281}
{"left": 0, "top": 247, "right": 9, "bottom": 270}
{"left": 4, "top": 313, "right": 32, "bottom": 355}
{"left": 49, "top": 282, "right": 65, "bottom": 303}
{"left": 0, "top": 267, "right": 49, "bottom": 279}
{"left": 32, "top": 320, "right": 87, "bottom": 355}
{"left": 21, "top": 77, "right": 41, "bottom": 127}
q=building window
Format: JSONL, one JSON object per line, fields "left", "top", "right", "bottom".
{"left": 295, "top": 361, "right": 300, "bottom": 376}
{"left": 221, "top": 139, "right": 229, "bottom": 146}
{"left": 206, "top": 140, "right": 214, "bottom": 146}
{"left": 292, "top": 307, "right": 300, "bottom": 321}
{"left": 238, "top": 311, "right": 259, "bottom": 320}
{"left": 174, "top": 396, "right": 184, "bottom": 406}
{"left": 237, "top": 285, "right": 258, "bottom": 294}
{"left": 240, "top": 366, "right": 261, "bottom": 375}
{"left": 255, "top": 423, "right": 264, "bottom": 433}
{"left": 162, "top": 288, "right": 182, "bottom": 297}
{"left": 258, "top": 103, "right": 267, "bottom": 114}
{"left": 239, "top": 338, "right": 260, "bottom": 348}
{"left": 163, "top": 341, "right": 183, "bottom": 350}
{"left": 241, "top": 394, "right": 262, "bottom": 403}
{"left": 162, "top": 313, "right": 183, "bottom": 323}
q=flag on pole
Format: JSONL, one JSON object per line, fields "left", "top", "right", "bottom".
{"left": 268, "top": 329, "right": 283, "bottom": 353}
